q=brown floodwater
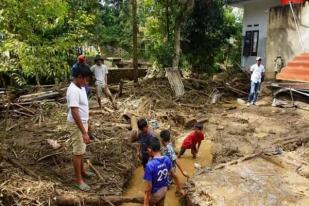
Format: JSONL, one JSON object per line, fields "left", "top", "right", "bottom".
{"left": 122, "top": 131, "right": 213, "bottom": 206}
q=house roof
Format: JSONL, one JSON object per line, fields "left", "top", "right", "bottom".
{"left": 276, "top": 53, "right": 309, "bottom": 83}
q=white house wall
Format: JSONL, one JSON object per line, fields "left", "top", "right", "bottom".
{"left": 241, "top": 0, "right": 280, "bottom": 70}
{"left": 266, "top": 1, "right": 309, "bottom": 78}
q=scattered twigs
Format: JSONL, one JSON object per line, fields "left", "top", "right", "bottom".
{"left": 225, "top": 83, "right": 248, "bottom": 95}
{"left": 37, "top": 152, "right": 63, "bottom": 162}
{"left": 102, "top": 106, "right": 114, "bottom": 113}
{"left": 12, "top": 109, "right": 34, "bottom": 117}
{"left": 87, "top": 160, "right": 104, "bottom": 182}
{"left": 90, "top": 109, "right": 110, "bottom": 115}
{"left": 4, "top": 157, "right": 39, "bottom": 179}
{"left": 5, "top": 122, "right": 22, "bottom": 132}
{"left": 12, "top": 103, "right": 36, "bottom": 115}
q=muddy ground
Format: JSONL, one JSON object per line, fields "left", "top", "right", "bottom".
{"left": 0, "top": 75, "right": 308, "bottom": 206}
{"left": 187, "top": 98, "right": 309, "bottom": 205}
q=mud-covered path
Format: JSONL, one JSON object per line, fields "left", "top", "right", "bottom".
{"left": 186, "top": 99, "right": 309, "bottom": 206}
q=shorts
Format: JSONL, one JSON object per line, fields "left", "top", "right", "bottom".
{"left": 150, "top": 186, "right": 168, "bottom": 206}
{"left": 179, "top": 146, "right": 197, "bottom": 156}
{"left": 68, "top": 123, "right": 88, "bottom": 155}
{"left": 96, "top": 83, "right": 106, "bottom": 98}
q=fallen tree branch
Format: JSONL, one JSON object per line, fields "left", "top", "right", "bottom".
{"left": 37, "top": 152, "right": 63, "bottom": 162}
{"left": 11, "top": 103, "right": 36, "bottom": 115}
{"left": 87, "top": 160, "right": 104, "bottom": 182}
{"left": 56, "top": 194, "right": 144, "bottom": 206}
{"left": 225, "top": 83, "right": 248, "bottom": 95}
{"left": 4, "top": 157, "right": 38, "bottom": 179}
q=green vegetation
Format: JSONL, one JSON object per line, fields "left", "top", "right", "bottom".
{"left": 0, "top": 0, "right": 242, "bottom": 86}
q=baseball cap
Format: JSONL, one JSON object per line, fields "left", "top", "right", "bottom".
{"left": 256, "top": 57, "right": 262, "bottom": 61}
{"left": 78, "top": 55, "right": 86, "bottom": 63}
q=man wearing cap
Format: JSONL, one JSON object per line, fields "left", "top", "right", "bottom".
{"left": 71, "top": 55, "right": 91, "bottom": 97}
{"left": 67, "top": 64, "right": 94, "bottom": 191}
{"left": 90, "top": 55, "right": 116, "bottom": 109}
{"left": 247, "top": 57, "right": 265, "bottom": 105}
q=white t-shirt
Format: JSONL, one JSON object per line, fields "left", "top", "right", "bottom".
{"left": 250, "top": 64, "right": 265, "bottom": 83}
{"left": 90, "top": 64, "right": 108, "bottom": 86}
{"left": 66, "top": 83, "right": 89, "bottom": 123}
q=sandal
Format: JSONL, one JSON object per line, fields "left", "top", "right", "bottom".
{"left": 82, "top": 171, "right": 95, "bottom": 178}
{"left": 73, "top": 182, "right": 91, "bottom": 191}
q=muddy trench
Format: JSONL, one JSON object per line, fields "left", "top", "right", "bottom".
{"left": 122, "top": 137, "right": 213, "bottom": 206}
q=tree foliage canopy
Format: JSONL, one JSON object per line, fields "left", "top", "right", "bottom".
{"left": 0, "top": 0, "right": 98, "bottom": 85}
{"left": 0, "top": 0, "right": 242, "bottom": 86}
{"left": 182, "top": 0, "right": 242, "bottom": 73}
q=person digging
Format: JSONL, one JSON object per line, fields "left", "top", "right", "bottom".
{"left": 90, "top": 55, "right": 117, "bottom": 110}
{"left": 67, "top": 63, "right": 95, "bottom": 191}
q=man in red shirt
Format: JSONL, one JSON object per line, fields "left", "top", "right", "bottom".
{"left": 178, "top": 123, "right": 204, "bottom": 159}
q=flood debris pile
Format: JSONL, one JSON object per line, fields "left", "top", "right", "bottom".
{"left": 3, "top": 70, "right": 305, "bottom": 206}
{"left": 0, "top": 76, "right": 210, "bottom": 205}
{"left": 0, "top": 99, "right": 139, "bottom": 206}
{"left": 2, "top": 73, "right": 246, "bottom": 205}
{"left": 0, "top": 121, "right": 138, "bottom": 205}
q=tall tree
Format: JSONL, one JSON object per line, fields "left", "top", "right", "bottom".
{"left": 182, "top": 0, "right": 241, "bottom": 73}
{"left": 0, "top": 0, "right": 100, "bottom": 85}
{"left": 132, "top": 0, "right": 138, "bottom": 83}
{"left": 172, "top": 0, "right": 195, "bottom": 69}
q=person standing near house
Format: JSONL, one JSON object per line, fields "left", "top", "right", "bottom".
{"left": 247, "top": 57, "right": 265, "bottom": 106}
{"left": 90, "top": 55, "right": 117, "bottom": 109}
{"left": 67, "top": 64, "right": 94, "bottom": 191}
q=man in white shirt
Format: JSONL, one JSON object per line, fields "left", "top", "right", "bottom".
{"left": 247, "top": 57, "right": 265, "bottom": 105}
{"left": 67, "top": 64, "right": 94, "bottom": 191}
{"left": 90, "top": 55, "right": 116, "bottom": 109}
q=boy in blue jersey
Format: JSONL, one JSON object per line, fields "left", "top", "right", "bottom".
{"left": 143, "top": 137, "right": 185, "bottom": 206}
{"left": 160, "top": 130, "right": 189, "bottom": 179}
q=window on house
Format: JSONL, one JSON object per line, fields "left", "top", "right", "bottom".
{"left": 243, "top": 30, "right": 259, "bottom": 57}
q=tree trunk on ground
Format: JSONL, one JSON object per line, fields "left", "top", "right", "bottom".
{"left": 132, "top": 0, "right": 138, "bottom": 83}
{"left": 56, "top": 194, "right": 144, "bottom": 206}
{"left": 172, "top": 0, "right": 195, "bottom": 69}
